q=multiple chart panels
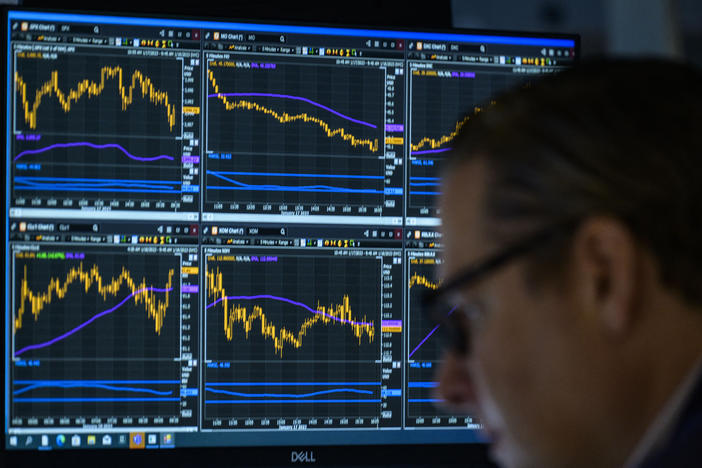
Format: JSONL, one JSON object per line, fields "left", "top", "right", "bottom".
{"left": 5, "top": 9, "right": 577, "bottom": 451}
{"left": 9, "top": 47, "right": 558, "bottom": 223}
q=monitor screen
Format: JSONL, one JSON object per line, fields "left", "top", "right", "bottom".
{"left": 3, "top": 7, "right": 578, "bottom": 465}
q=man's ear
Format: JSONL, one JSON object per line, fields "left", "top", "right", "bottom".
{"left": 570, "top": 217, "right": 639, "bottom": 335}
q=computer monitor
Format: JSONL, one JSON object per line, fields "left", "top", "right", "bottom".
{"left": 3, "top": 7, "right": 578, "bottom": 466}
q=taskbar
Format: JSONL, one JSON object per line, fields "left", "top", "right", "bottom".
{"left": 6, "top": 426, "right": 483, "bottom": 451}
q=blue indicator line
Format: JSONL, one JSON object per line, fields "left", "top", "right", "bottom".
{"left": 409, "top": 182, "right": 440, "bottom": 187}
{"left": 16, "top": 181, "right": 176, "bottom": 190}
{"left": 410, "top": 177, "right": 441, "bottom": 181}
{"left": 207, "top": 171, "right": 383, "bottom": 194}
{"left": 408, "top": 382, "right": 439, "bottom": 388}
{"left": 14, "top": 382, "right": 173, "bottom": 396}
{"left": 14, "top": 176, "right": 182, "bottom": 193}
{"left": 209, "top": 170, "right": 384, "bottom": 180}
{"left": 206, "top": 399, "right": 381, "bottom": 404}
{"left": 13, "top": 176, "right": 178, "bottom": 184}
{"left": 205, "top": 387, "right": 374, "bottom": 398}
{"left": 14, "top": 187, "right": 181, "bottom": 194}
{"left": 15, "top": 178, "right": 175, "bottom": 187}
{"left": 206, "top": 382, "right": 381, "bottom": 386}
{"left": 13, "top": 397, "right": 180, "bottom": 403}
{"left": 411, "top": 191, "right": 441, "bottom": 196}
{"left": 16, "top": 180, "right": 172, "bottom": 190}
{"left": 14, "top": 380, "right": 179, "bottom": 384}
{"left": 207, "top": 185, "right": 383, "bottom": 195}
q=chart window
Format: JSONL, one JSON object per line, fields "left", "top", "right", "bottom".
{"left": 8, "top": 221, "right": 199, "bottom": 432}
{"left": 10, "top": 33, "right": 201, "bottom": 218}
{"left": 201, "top": 225, "right": 402, "bottom": 431}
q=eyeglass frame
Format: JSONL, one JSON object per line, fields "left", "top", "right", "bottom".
{"left": 421, "top": 220, "right": 578, "bottom": 355}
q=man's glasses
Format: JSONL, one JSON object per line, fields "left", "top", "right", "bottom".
{"left": 421, "top": 221, "right": 576, "bottom": 355}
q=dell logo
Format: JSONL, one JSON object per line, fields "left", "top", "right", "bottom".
{"left": 291, "top": 450, "right": 317, "bottom": 463}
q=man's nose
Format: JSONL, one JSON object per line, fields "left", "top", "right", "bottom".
{"left": 435, "top": 350, "right": 478, "bottom": 414}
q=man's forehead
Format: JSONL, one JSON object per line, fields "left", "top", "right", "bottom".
{"left": 439, "top": 158, "right": 492, "bottom": 277}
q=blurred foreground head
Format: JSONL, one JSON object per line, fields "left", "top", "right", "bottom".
{"left": 436, "top": 60, "right": 702, "bottom": 468}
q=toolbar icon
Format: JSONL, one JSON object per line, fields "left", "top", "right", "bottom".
{"left": 162, "top": 433, "right": 174, "bottom": 446}
{"left": 129, "top": 432, "right": 145, "bottom": 449}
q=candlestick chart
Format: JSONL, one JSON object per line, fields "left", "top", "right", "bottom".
{"left": 13, "top": 53, "right": 180, "bottom": 135}
{"left": 406, "top": 255, "right": 443, "bottom": 419}
{"left": 204, "top": 59, "right": 388, "bottom": 211}
{"left": 205, "top": 253, "right": 379, "bottom": 360}
{"left": 408, "top": 68, "right": 525, "bottom": 216}
{"left": 203, "top": 251, "right": 383, "bottom": 426}
{"left": 405, "top": 253, "right": 469, "bottom": 427}
{"left": 11, "top": 52, "right": 188, "bottom": 205}
{"left": 12, "top": 250, "right": 180, "bottom": 359}
{"left": 10, "top": 248, "right": 184, "bottom": 422}
{"left": 407, "top": 259, "right": 443, "bottom": 363}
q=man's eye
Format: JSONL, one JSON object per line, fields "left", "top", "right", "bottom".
{"left": 465, "top": 302, "right": 483, "bottom": 320}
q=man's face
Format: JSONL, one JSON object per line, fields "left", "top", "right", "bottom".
{"left": 438, "top": 159, "right": 600, "bottom": 468}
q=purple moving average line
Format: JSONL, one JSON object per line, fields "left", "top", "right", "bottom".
{"left": 411, "top": 147, "right": 452, "bottom": 155}
{"left": 14, "top": 286, "right": 173, "bottom": 357}
{"left": 208, "top": 92, "right": 377, "bottom": 129}
{"left": 408, "top": 307, "right": 457, "bottom": 359}
{"left": 14, "top": 142, "right": 175, "bottom": 162}
{"left": 206, "top": 294, "right": 373, "bottom": 327}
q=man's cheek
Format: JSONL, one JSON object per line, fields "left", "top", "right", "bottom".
{"left": 473, "top": 328, "right": 527, "bottom": 413}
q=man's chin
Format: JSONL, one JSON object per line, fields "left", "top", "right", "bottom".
{"left": 487, "top": 432, "right": 511, "bottom": 467}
